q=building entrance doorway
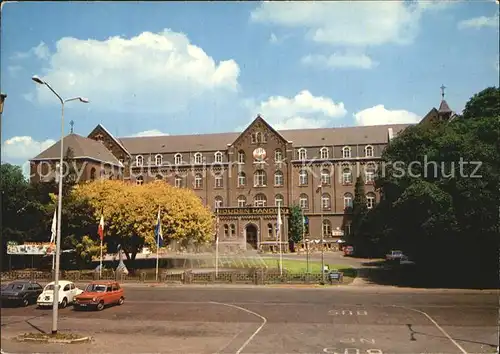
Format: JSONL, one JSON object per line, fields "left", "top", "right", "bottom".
{"left": 245, "top": 224, "right": 258, "bottom": 249}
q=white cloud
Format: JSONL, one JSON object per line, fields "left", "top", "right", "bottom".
{"left": 269, "top": 33, "right": 279, "bottom": 43}
{"left": 241, "top": 90, "right": 347, "bottom": 130}
{"left": 29, "top": 30, "right": 240, "bottom": 114}
{"left": 11, "top": 41, "right": 50, "bottom": 60}
{"left": 301, "top": 53, "right": 378, "bottom": 70}
{"left": 354, "top": 105, "right": 420, "bottom": 126}
{"left": 250, "top": 1, "right": 446, "bottom": 47}
{"left": 130, "top": 129, "right": 169, "bottom": 137}
{"left": 2, "top": 136, "right": 56, "bottom": 160}
{"left": 458, "top": 14, "right": 499, "bottom": 29}
{"left": 7, "top": 65, "right": 23, "bottom": 77}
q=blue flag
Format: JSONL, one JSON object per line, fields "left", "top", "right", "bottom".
{"left": 155, "top": 208, "right": 164, "bottom": 248}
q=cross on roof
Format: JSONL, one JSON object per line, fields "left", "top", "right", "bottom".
{"left": 69, "top": 120, "right": 74, "bottom": 134}
{"left": 440, "top": 85, "right": 446, "bottom": 99}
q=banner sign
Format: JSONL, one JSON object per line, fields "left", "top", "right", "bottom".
{"left": 7, "top": 242, "right": 54, "bottom": 255}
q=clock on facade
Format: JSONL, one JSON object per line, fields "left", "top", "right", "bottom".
{"left": 253, "top": 147, "right": 266, "bottom": 161}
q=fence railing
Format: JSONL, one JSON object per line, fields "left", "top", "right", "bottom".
{"left": 0, "top": 268, "right": 346, "bottom": 285}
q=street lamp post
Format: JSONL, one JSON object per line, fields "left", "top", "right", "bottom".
{"left": 31, "top": 75, "right": 88, "bottom": 335}
{"left": 318, "top": 184, "right": 325, "bottom": 284}
{"left": 1, "top": 92, "right": 7, "bottom": 146}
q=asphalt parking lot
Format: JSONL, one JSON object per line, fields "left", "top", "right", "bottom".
{"left": 1, "top": 286, "right": 498, "bottom": 354}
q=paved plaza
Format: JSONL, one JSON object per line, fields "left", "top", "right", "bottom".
{"left": 1, "top": 286, "right": 498, "bottom": 354}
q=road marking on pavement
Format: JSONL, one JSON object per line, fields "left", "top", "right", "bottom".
{"left": 339, "top": 338, "right": 376, "bottom": 344}
{"left": 328, "top": 310, "right": 368, "bottom": 316}
{"left": 393, "top": 305, "right": 468, "bottom": 354}
{"left": 211, "top": 301, "right": 267, "bottom": 354}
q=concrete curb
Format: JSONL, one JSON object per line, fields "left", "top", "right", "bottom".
{"left": 15, "top": 334, "right": 92, "bottom": 344}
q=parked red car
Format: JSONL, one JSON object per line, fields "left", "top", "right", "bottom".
{"left": 73, "top": 281, "right": 124, "bottom": 311}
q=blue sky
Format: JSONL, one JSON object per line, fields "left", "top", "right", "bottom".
{"left": 1, "top": 1, "right": 498, "bottom": 172}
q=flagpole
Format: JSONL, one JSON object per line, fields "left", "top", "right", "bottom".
{"left": 278, "top": 204, "right": 283, "bottom": 276}
{"left": 100, "top": 237, "right": 103, "bottom": 278}
{"left": 215, "top": 208, "right": 219, "bottom": 278}
{"left": 155, "top": 207, "right": 160, "bottom": 282}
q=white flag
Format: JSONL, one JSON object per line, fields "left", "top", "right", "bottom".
{"left": 276, "top": 204, "right": 282, "bottom": 234}
{"left": 50, "top": 207, "right": 57, "bottom": 244}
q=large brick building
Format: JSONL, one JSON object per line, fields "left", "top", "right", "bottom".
{"left": 30, "top": 98, "right": 454, "bottom": 252}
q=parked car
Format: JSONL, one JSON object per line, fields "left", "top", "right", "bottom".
{"left": 386, "top": 250, "right": 404, "bottom": 261}
{"left": 74, "top": 281, "right": 124, "bottom": 311}
{"left": 37, "top": 280, "right": 83, "bottom": 308}
{"left": 0, "top": 280, "right": 43, "bottom": 307}
{"left": 343, "top": 245, "right": 354, "bottom": 256}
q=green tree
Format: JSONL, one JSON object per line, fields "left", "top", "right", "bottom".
{"left": 287, "top": 204, "right": 304, "bottom": 252}
{"left": 351, "top": 175, "right": 368, "bottom": 237}
{"left": 461, "top": 86, "right": 500, "bottom": 120}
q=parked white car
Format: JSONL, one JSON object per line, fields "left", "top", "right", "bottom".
{"left": 37, "top": 280, "right": 83, "bottom": 308}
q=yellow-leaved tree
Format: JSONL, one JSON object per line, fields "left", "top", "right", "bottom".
{"left": 72, "top": 180, "right": 214, "bottom": 262}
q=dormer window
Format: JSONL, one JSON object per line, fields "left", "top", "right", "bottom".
{"left": 320, "top": 147, "right": 329, "bottom": 159}
{"left": 155, "top": 154, "right": 163, "bottom": 166}
{"left": 342, "top": 146, "right": 351, "bottom": 158}
{"left": 214, "top": 151, "right": 223, "bottom": 163}
{"left": 136, "top": 155, "right": 143, "bottom": 166}
{"left": 298, "top": 148, "right": 307, "bottom": 160}
{"left": 174, "top": 153, "right": 182, "bottom": 165}
{"left": 365, "top": 145, "right": 374, "bottom": 157}
{"left": 194, "top": 152, "right": 202, "bottom": 164}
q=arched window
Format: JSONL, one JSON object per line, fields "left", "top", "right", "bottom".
{"left": 322, "top": 220, "right": 332, "bottom": 238}
{"left": 214, "top": 173, "right": 223, "bottom": 188}
{"left": 365, "top": 163, "right": 376, "bottom": 183}
{"left": 238, "top": 172, "right": 246, "bottom": 187}
{"left": 230, "top": 224, "right": 236, "bottom": 237}
{"left": 90, "top": 167, "right": 96, "bottom": 180}
{"left": 174, "top": 153, "right": 182, "bottom": 165}
{"left": 155, "top": 154, "right": 163, "bottom": 166}
{"left": 342, "top": 166, "right": 352, "bottom": 184}
{"left": 224, "top": 224, "right": 229, "bottom": 238}
{"left": 214, "top": 196, "right": 223, "bottom": 209}
{"left": 320, "top": 169, "right": 331, "bottom": 185}
{"left": 299, "top": 193, "right": 309, "bottom": 210}
{"left": 136, "top": 175, "right": 144, "bottom": 185}
{"left": 174, "top": 175, "right": 183, "bottom": 188}
{"left": 298, "top": 148, "right": 307, "bottom": 160}
{"left": 251, "top": 131, "right": 263, "bottom": 144}
{"left": 254, "top": 193, "right": 267, "bottom": 207}
{"left": 365, "top": 145, "right": 374, "bottom": 157}
{"left": 253, "top": 170, "right": 267, "bottom": 187}
{"left": 299, "top": 169, "right": 308, "bottom": 186}
{"left": 320, "top": 147, "right": 329, "bottom": 159}
{"left": 194, "top": 152, "right": 203, "bottom": 164}
{"left": 344, "top": 193, "right": 353, "bottom": 209}
{"left": 237, "top": 195, "right": 246, "bottom": 207}
{"left": 342, "top": 146, "right": 351, "bottom": 158}
{"left": 194, "top": 173, "right": 203, "bottom": 189}
{"left": 275, "top": 194, "right": 284, "bottom": 207}
{"left": 238, "top": 150, "right": 245, "bottom": 163}
{"left": 274, "top": 149, "right": 283, "bottom": 162}
{"left": 366, "top": 192, "right": 376, "bottom": 209}
{"left": 268, "top": 223, "right": 274, "bottom": 238}
{"left": 274, "top": 171, "right": 284, "bottom": 186}
{"left": 136, "top": 155, "right": 143, "bottom": 166}
{"left": 214, "top": 151, "right": 223, "bottom": 163}
{"left": 321, "top": 193, "right": 331, "bottom": 210}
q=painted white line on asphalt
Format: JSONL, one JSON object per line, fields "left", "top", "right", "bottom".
{"left": 394, "top": 305, "right": 468, "bottom": 354}
{"left": 211, "top": 301, "right": 267, "bottom": 354}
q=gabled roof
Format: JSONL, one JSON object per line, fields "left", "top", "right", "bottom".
{"left": 115, "top": 123, "right": 411, "bottom": 154}
{"left": 31, "top": 134, "right": 123, "bottom": 166}
{"left": 231, "top": 115, "right": 290, "bottom": 147}
{"left": 89, "top": 124, "right": 130, "bottom": 156}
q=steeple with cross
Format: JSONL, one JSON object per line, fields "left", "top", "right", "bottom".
{"left": 440, "top": 84, "right": 446, "bottom": 99}
{"left": 69, "top": 120, "right": 74, "bottom": 134}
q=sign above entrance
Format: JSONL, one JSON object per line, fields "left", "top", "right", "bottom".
{"left": 217, "top": 207, "right": 289, "bottom": 215}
